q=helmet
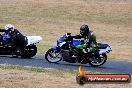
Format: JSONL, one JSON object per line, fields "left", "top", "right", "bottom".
{"left": 80, "top": 24, "right": 89, "bottom": 36}
{"left": 4, "top": 24, "right": 14, "bottom": 31}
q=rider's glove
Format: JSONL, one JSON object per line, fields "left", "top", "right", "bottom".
{"left": 82, "top": 49, "right": 87, "bottom": 53}
{"left": 87, "top": 48, "right": 90, "bottom": 52}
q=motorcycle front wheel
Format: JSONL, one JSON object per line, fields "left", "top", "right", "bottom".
{"left": 88, "top": 53, "right": 107, "bottom": 67}
{"left": 45, "top": 49, "right": 62, "bottom": 63}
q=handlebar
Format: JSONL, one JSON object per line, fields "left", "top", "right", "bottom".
{"left": 0, "top": 29, "right": 7, "bottom": 32}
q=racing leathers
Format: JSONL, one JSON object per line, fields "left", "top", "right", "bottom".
{"left": 0, "top": 29, "right": 27, "bottom": 53}
{"left": 71, "top": 31, "right": 98, "bottom": 53}
{"left": 10, "top": 29, "right": 27, "bottom": 49}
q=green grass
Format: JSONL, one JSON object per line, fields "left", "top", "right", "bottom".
{"left": 0, "top": 64, "right": 100, "bottom": 75}
{"left": 0, "top": 64, "right": 75, "bottom": 75}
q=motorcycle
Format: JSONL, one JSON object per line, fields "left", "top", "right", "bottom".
{"left": 45, "top": 33, "right": 112, "bottom": 67}
{"left": 0, "top": 31, "right": 42, "bottom": 58}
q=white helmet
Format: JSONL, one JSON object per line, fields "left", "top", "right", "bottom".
{"left": 4, "top": 24, "right": 14, "bottom": 31}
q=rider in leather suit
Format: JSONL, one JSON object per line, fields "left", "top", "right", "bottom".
{"left": 70, "top": 24, "right": 98, "bottom": 53}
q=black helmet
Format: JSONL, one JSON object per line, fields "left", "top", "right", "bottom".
{"left": 80, "top": 24, "right": 89, "bottom": 36}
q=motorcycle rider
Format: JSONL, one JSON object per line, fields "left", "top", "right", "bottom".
{"left": 4, "top": 24, "right": 28, "bottom": 55}
{"left": 69, "top": 24, "right": 98, "bottom": 54}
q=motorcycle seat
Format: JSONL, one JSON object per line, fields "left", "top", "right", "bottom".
{"left": 98, "top": 43, "right": 108, "bottom": 49}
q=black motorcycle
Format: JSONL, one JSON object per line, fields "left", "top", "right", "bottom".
{"left": 0, "top": 29, "right": 42, "bottom": 58}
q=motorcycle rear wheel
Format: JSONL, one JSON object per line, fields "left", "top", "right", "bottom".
{"left": 21, "top": 45, "right": 37, "bottom": 58}
{"left": 88, "top": 53, "right": 107, "bottom": 67}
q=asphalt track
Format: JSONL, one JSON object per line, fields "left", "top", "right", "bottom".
{"left": 0, "top": 55, "right": 132, "bottom": 74}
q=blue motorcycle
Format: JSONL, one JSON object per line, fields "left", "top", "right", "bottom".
{"left": 45, "top": 33, "right": 112, "bottom": 67}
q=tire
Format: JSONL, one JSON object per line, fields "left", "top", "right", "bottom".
{"left": 88, "top": 53, "right": 107, "bottom": 67}
{"left": 45, "top": 48, "right": 62, "bottom": 63}
{"left": 21, "top": 45, "right": 37, "bottom": 58}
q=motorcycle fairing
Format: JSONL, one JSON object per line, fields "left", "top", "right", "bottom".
{"left": 26, "top": 36, "right": 42, "bottom": 45}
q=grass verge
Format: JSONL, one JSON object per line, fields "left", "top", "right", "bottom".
{"left": 0, "top": 64, "right": 100, "bottom": 75}
{"left": 0, "top": 64, "right": 74, "bottom": 75}
{"left": 37, "top": 44, "right": 52, "bottom": 54}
